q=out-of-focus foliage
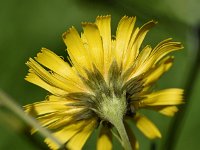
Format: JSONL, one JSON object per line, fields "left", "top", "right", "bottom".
{"left": 0, "top": 0, "right": 199, "bottom": 149}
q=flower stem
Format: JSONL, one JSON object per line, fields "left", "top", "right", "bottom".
{"left": 0, "top": 90, "right": 62, "bottom": 148}
{"left": 111, "top": 119, "right": 132, "bottom": 150}
{"left": 99, "top": 94, "right": 132, "bottom": 149}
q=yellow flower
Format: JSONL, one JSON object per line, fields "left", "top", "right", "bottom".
{"left": 24, "top": 15, "right": 184, "bottom": 150}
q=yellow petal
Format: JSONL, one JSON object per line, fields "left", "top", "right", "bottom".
{"left": 35, "top": 112, "right": 73, "bottom": 130}
{"left": 95, "top": 15, "right": 112, "bottom": 73}
{"left": 151, "top": 38, "right": 172, "bottom": 54}
{"left": 25, "top": 70, "right": 67, "bottom": 96}
{"left": 135, "top": 45, "right": 152, "bottom": 66}
{"left": 130, "top": 39, "right": 183, "bottom": 78}
{"left": 24, "top": 100, "right": 82, "bottom": 116}
{"left": 47, "top": 94, "right": 71, "bottom": 101}
{"left": 31, "top": 114, "right": 60, "bottom": 134}
{"left": 35, "top": 48, "right": 75, "bottom": 79}
{"left": 125, "top": 45, "right": 152, "bottom": 80}
{"left": 111, "top": 39, "right": 116, "bottom": 59}
{"left": 46, "top": 116, "right": 74, "bottom": 130}
{"left": 66, "top": 119, "right": 97, "bottom": 150}
{"left": 144, "top": 56, "right": 174, "bottom": 86}
{"left": 52, "top": 72, "right": 87, "bottom": 92}
{"left": 123, "top": 27, "right": 139, "bottom": 71}
{"left": 62, "top": 27, "right": 91, "bottom": 74}
{"left": 115, "top": 16, "right": 136, "bottom": 65}
{"left": 82, "top": 23, "right": 104, "bottom": 73}
{"left": 134, "top": 113, "right": 161, "bottom": 139}
{"left": 124, "top": 20, "right": 156, "bottom": 71}
{"left": 124, "top": 122, "right": 139, "bottom": 150}
{"left": 154, "top": 106, "right": 179, "bottom": 117}
{"left": 26, "top": 58, "right": 81, "bottom": 93}
{"left": 45, "top": 120, "right": 88, "bottom": 150}
{"left": 141, "top": 89, "right": 184, "bottom": 106}
{"left": 36, "top": 114, "right": 60, "bottom": 128}
{"left": 35, "top": 48, "right": 87, "bottom": 90}
{"left": 133, "top": 20, "right": 157, "bottom": 54}
{"left": 151, "top": 40, "right": 184, "bottom": 64}
{"left": 97, "top": 126, "right": 112, "bottom": 150}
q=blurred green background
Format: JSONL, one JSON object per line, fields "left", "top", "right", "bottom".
{"left": 0, "top": 0, "right": 200, "bottom": 150}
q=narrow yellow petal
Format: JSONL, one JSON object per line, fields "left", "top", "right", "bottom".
{"left": 24, "top": 100, "right": 82, "bottom": 116}
{"left": 125, "top": 45, "right": 152, "bottom": 80}
{"left": 130, "top": 39, "right": 183, "bottom": 79}
{"left": 36, "top": 114, "right": 60, "bottom": 128}
{"left": 151, "top": 40, "right": 184, "bottom": 64}
{"left": 35, "top": 48, "right": 75, "bottom": 79}
{"left": 134, "top": 113, "right": 161, "bottom": 139}
{"left": 123, "top": 27, "right": 139, "bottom": 71}
{"left": 62, "top": 27, "right": 91, "bottom": 73}
{"left": 31, "top": 115, "right": 61, "bottom": 134}
{"left": 52, "top": 72, "right": 87, "bottom": 92}
{"left": 45, "top": 120, "right": 88, "bottom": 150}
{"left": 47, "top": 94, "right": 72, "bottom": 101}
{"left": 82, "top": 23, "right": 104, "bottom": 73}
{"left": 124, "top": 20, "right": 156, "bottom": 71}
{"left": 144, "top": 56, "right": 174, "bottom": 86}
{"left": 133, "top": 20, "right": 157, "bottom": 51}
{"left": 46, "top": 116, "right": 74, "bottom": 130}
{"left": 95, "top": 15, "right": 112, "bottom": 74}
{"left": 35, "top": 48, "right": 87, "bottom": 90}
{"left": 97, "top": 126, "right": 112, "bottom": 150}
{"left": 24, "top": 95, "right": 81, "bottom": 115}
{"left": 111, "top": 39, "right": 116, "bottom": 59}
{"left": 137, "top": 105, "right": 179, "bottom": 117}
{"left": 115, "top": 16, "right": 136, "bottom": 65}
{"left": 152, "top": 38, "right": 172, "bottom": 53}
{"left": 35, "top": 112, "right": 73, "bottom": 130}
{"left": 141, "top": 89, "right": 184, "bottom": 106}
{"left": 124, "top": 122, "right": 139, "bottom": 150}
{"left": 66, "top": 119, "right": 97, "bottom": 150}
{"left": 153, "top": 106, "right": 179, "bottom": 117}
{"left": 24, "top": 101, "right": 66, "bottom": 116}
{"left": 25, "top": 70, "right": 67, "bottom": 96}
{"left": 26, "top": 58, "right": 81, "bottom": 93}
{"left": 135, "top": 45, "right": 152, "bottom": 66}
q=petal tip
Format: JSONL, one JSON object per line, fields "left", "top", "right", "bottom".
{"left": 62, "top": 26, "right": 76, "bottom": 39}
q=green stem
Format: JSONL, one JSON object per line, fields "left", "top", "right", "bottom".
{"left": 99, "top": 94, "right": 131, "bottom": 149}
{"left": 112, "top": 119, "right": 132, "bottom": 150}
{"left": 0, "top": 90, "right": 62, "bottom": 148}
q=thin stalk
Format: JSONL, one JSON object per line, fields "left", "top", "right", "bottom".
{"left": 0, "top": 90, "right": 63, "bottom": 149}
{"left": 111, "top": 119, "right": 132, "bottom": 150}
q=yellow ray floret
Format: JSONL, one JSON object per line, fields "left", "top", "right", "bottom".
{"left": 133, "top": 113, "right": 161, "bottom": 139}
{"left": 66, "top": 119, "right": 97, "bottom": 150}
{"left": 97, "top": 126, "right": 112, "bottom": 150}
{"left": 115, "top": 16, "right": 136, "bottom": 66}
{"left": 25, "top": 70, "right": 67, "bottom": 96}
{"left": 63, "top": 27, "right": 92, "bottom": 75}
{"left": 82, "top": 23, "right": 104, "bottom": 74}
{"left": 141, "top": 89, "right": 184, "bottom": 106}
{"left": 95, "top": 15, "right": 111, "bottom": 74}
{"left": 45, "top": 120, "right": 89, "bottom": 150}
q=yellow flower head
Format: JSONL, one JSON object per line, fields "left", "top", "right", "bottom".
{"left": 24, "top": 15, "right": 184, "bottom": 150}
